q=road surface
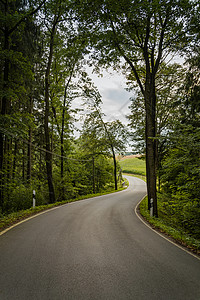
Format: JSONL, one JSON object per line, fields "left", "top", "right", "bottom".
{"left": 0, "top": 176, "right": 200, "bottom": 299}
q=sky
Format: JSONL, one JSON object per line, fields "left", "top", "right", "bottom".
{"left": 71, "top": 65, "right": 135, "bottom": 151}
{"left": 72, "top": 54, "right": 185, "bottom": 152}
{"left": 85, "top": 68, "right": 132, "bottom": 124}
{"left": 74, "top": 67, "right": 134, "bottom": 152}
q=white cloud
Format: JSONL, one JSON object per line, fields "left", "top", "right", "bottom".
{"left": 87, "top": 68, "right": 132, "bottom": 123}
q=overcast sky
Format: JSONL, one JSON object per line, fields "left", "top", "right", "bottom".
{"left": 86, "top": 68, "right": 132, "bottom": 124}
{"left": 72, "top": 67, "right": 134, "bottom": 151}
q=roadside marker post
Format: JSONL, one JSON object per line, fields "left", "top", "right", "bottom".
{"left": 33, "top": 190, "right": 36, "bottom": 208}
{"left": 150, "top": 198, "right": 153, "bottom": 217}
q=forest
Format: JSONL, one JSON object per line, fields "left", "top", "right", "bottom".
{"left": 0, "top": 0, "right": 199, "bottom": 240}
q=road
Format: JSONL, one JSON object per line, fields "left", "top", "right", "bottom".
{"left": 0, "top": 176, "right": 200, "bottom": 300}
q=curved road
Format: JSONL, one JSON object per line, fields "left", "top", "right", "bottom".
{"left": 0, "top": 176, "right": 200, "bottom": 299}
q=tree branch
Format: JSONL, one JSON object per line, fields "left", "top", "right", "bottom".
{"left": 108, "top": 12, "right": 145, "bottom": 95}
{"left": 118, "top": 45, "right": 145, "bottom": 96}
{"left": 143, "top": 15, "right": 151, "bottom": 75}
{"left": 154, "top": 11, "right": 169, "bottom": 75}
{"left": 8, "top": 0, "right": 46, "bottom": 35}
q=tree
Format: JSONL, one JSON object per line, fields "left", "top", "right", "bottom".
{"left": 128, "top": 63, "right": 184, "bottom": 190}
{"left": 82, "top": 78, "right": 128, "bottom": 190}
{"left": 159, "top": 46, "right": 200, "bottom": 238}
{"left": 50, "top": 31, "right": 88, "bottom": 200}
{"left": 0, "top": 0, "right": 45, "bottom": 210}
{"left": 76, "top": 0, "right": 195, "bottom": 216}
{"left": 40, "top": 0, "right": 81, "bottom": 203}
{"left": 43, "top": 3, "right": 63, "bottom": 203}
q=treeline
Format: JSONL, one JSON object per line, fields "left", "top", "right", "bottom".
{"left": 0, "top": 0, "right": 200, "bottom": 240}
{"left": 129, "top": 54, "right": 200, "bottom": 239}
{"left": 160, "top": 58, "right": 200, "bottom": 239}
{"left": 0, "top": 0, "right": 127, "bottom": 215}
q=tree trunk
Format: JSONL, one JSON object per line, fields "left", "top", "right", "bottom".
{"left": 60, "top": 85, "right": 66, "bottom": 193}
{"left": 144, "top": 79, "right": 158, "bottom": 217}
{"left": 27, "top": 128, "right": 32, "bottom": 183}
{"left": 60, "top": 71, "right": 74, "bottom": 199}
{"left": 44, "top": 91, "right": 55, "bottom": 203}
{"left": 27, "top": 96, "right": 33, "bottom": 183}
{"left": 12, "top": 141, "right": 18, "bottom": 180}
{"left": 60, "top": 134, "right": 65, "bottom": 200}
{"left": 92, "top": 156, "right": 95, "bottom": 193}
{"left": 44, "top": 77, "right": 56, "bottom": 203}
{"left": 111, "top": 146, "right": 117, "bottom": 190}
{"left": 22, "top": 142, "right": 25, "bottom": 182}
{"left": 44, "top": 19, "right": 58, "bottom": 204}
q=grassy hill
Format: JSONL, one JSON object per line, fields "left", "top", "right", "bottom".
{"left": 118, "top": 156, "right": 146, "bottom": 176}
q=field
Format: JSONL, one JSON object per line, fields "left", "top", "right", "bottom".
{"left": 118, "top": 156, "right": 146, "bottom": 176}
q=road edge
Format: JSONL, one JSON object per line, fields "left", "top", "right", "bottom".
{"left": 135, "top": 197, "right": 200, "bottom": 261}
{"left": 0, "top": 187, "right": 129, "bottom": 237}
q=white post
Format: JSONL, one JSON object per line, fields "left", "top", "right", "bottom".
{"left": 33, "top": 190, "right": 36, "bottom": 208}
{"left": 150, "top": 198, "right": 153, "bottom": 217}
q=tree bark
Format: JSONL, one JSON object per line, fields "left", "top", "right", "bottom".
{"left": 12, "top": 141, "right": 18, "bottom": 180}
{"left": 111, "top": 145, "right": 117, "bottom": 190}
{"left": 44, "top": 17, "right": 59, "bottom": 204}
{"left": 60, "top": 69, "right": 74, "bottom": 199}
{"left": 27, "top": 96, "right": 33, "bottom": 183}
{"left": 144, "top": 75, "right": 158, "bottom": 216}
{"left": 92, "top": 156, "right": 95, "bottom": 193}
{"left": 22, "top": 142, "right": 25, "bottom": 182}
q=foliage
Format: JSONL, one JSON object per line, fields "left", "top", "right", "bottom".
{"left": 160, "top": 126, "right": 200, "bottom": 239}
{"left": 0, "top": 0, "right": 199, "bottom": 238}
{"left": 0, "top": 0, "right": 119, "bottom": 214}
{"left": 127, "top": 63, "right": 184, "bottom": 152}
{"left": 0, "top": 180, "right": 128, "bottom": 232}
{"left": 80, "top": 82, "right": 128, "bottom": 190}
{"left": 159, "top": 48, "right": 200, "bottom": 240}
{"left": 139, "top": 196, "right": 200, "bottom": 255}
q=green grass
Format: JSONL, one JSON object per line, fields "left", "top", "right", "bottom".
{"left": 139, "top": 196, "right": 200, "bottom": 256}
{"left": 0, "top": 181, "right": 128, "bottom": 233}
{"left": 120, "top": 162, "right": 200, "bottom": 256}
{"left": 118, "top": 157, "right": 146, "bottom": 176}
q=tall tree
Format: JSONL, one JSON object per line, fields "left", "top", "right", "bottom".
{"left": 128, "top": 63, "right": 184, "bottom": 190}
{"left": 0, "top": 0, "right": 45, "bottom": 210}
{"left": 50, "top": 31, "right": 88, "bottom": 200}
{"left": 82, "top": 79, "right": 127, "bottom": 190}
{"left": 44, "top": 12, "right": 60, "bottom": 204}
{"left": 76, "top": 0, "right": 195, "bottom": 216}
{"left": 41, "top": 0, "right": 76, "bottom": 203}
{"left": 160, "top": 52, "right": 200, "bottom": 238}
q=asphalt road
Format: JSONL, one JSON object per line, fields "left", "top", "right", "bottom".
{"left": 0, "top": 176, "right": 200, "bottom": 300}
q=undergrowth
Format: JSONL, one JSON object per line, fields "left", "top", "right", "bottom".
{"left": 139, "top": 196, "right": 200, "bottom": 256}
{"left": 0, "top": 180, "right": 128, "bottom": 233}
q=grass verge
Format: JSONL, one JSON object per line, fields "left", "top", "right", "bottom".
{"left": 139, "top": 196, "right": 200, "bottom": 257}
{"left": 0, "top": 182, "right": 128, "bottom": 233}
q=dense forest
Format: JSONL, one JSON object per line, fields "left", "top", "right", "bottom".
{"left": 0, "top": 0, "right": 199, "bottom": 238}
